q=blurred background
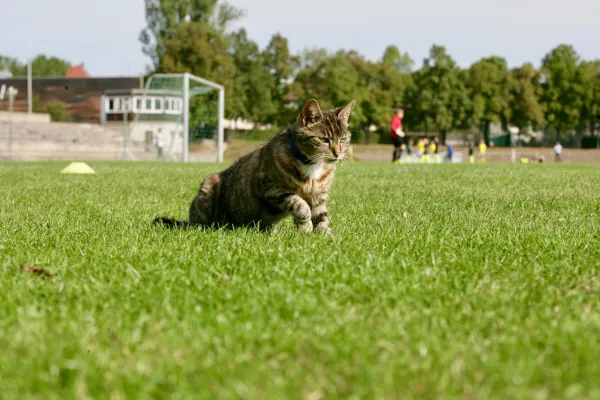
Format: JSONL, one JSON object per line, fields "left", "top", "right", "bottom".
{"left": 0, "top": 0, "right": 599, "bottom": 163}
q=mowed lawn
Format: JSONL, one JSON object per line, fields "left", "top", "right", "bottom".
{"left": 1, "top": 161, "right": 599, "bottom": 399}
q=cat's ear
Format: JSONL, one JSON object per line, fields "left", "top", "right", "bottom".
{"left": 337, "top": 100, "right": 356, "bottom": 122}
{"left": 300, "top": 99, "right": 323, "bottom": 125}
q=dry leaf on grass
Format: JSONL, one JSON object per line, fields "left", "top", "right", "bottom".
{"left": 20, "top": 264, "right": 55, "bottom": 279}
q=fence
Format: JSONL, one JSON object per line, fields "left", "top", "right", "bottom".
{"left": 2, "top": 111, "right": 599, "bottom": 163}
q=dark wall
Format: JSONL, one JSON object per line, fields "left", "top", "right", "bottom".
{"left": 0, "top": 77, "right": 140, "bottom": 122}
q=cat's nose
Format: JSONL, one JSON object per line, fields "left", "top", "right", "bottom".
{"left": 331, "top": 144, "right": 342, "bottom": 157}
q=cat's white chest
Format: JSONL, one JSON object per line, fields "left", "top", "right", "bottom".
{"left": 300, "top": 162, "right": 324, "bottom": 180}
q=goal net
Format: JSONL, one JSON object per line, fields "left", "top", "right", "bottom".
{"left": 117, "top": 73, "right": 224, "bottom": 163}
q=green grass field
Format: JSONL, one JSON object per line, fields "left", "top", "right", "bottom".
{"left": 1, "top": 161, "right": 599, "bottom": 399}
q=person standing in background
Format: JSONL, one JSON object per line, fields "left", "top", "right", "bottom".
{"left": 399, "top": 143, "right": 407, "bottom": 163}
{"left": 431, "top": 137, "right": 440, "bottom": 163}
{"left": 417, "top": 138, "right": 425, "bottom": 162}
{"left": 422, "top": 138, "right": 430, "bottom": 163}
{"left": 478, "top": 139, "right": 487, "bottom": 163}
{"left": 156, "top": 129, "right": 165, "bottom": 161}
{"left": 468, "top": 141, "right": 475, "bottom": 164}
{"left": 554, "top": 141, "right": 563, "bottom": 162}
{"left": 389, "top": 108, "right": 405, "bottom": 163}
{"left": 446, "top": 144, "right": 454, "bottom": 163}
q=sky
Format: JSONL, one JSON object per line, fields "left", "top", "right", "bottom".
{"left": 1, "top": 0, "right": 599, "bottom": 76}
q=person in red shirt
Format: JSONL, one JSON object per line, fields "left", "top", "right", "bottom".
{"left": 389, "top": 108, "right": 405, "bottom": 162}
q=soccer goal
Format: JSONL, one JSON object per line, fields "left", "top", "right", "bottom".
{"left": 113, "top": 73, "right": 224, "bottom": 163}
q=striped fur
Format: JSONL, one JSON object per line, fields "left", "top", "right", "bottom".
{"left": 154, "top": 99, "right": 355, "bottom": 235}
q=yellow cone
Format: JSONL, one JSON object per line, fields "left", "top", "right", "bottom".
{"left": 60, "top": 162, "right": 96, "bottom": 174}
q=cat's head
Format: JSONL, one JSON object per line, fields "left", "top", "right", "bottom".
{"left": 293, "top": 99, "right": 356, "bottom": 164}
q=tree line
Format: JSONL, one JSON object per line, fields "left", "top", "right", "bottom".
{"left": 138, "top": 0, "right": 600, "bottom": 144}
{"left": 0, "top": 55, "right": 71, "bottom": 77}
{"left": 2, "top": 0, "right": 599, "bottom": 144}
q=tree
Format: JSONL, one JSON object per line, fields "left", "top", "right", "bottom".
{"left": 139, "top": 0, "right": 243, "bottom": 70}
{"left": 357, "top": 46, "right": 414, "bottom": 138}
{"left": 578, "top": 60, "right": 600, "bottom": 135}
{"left": 381, "top": 45, "right": 414, "bottom": 73}
{"left": 261, "top": 33, "right": 300, "bottom": 124}
{"left": 408, "top": 45, "right": 470, "bottom": 143}
{"left": 293, "top": 49, "right": 378, "bottom": 131}
{"left": 467, "top": 56, "right": 512, "bottom": 144}
{"left": 29, "top": 55, "right": 71, "bottom": 77}
{"left": 291, "top": 48, "right": 329, "bottom": 103}
{"left": 228, "top": 28, "right": 275, "bottom": 122}
{"left": 159, "top": 21, "right": 236, "bottom": 123}
{"left": 540, "top": 45, "right": 586, "bottom": 139}
{"left": 0, "top": 56, "right": 22, "bottom": 75}
{"left": 508, "top": 63, "right": 545, "bottom": 138}
{"left": 0, "top": 54, "right": 71, "bottom": 76}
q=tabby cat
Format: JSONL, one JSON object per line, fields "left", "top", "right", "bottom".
{"left": 154, "top": 98, "right": 355, "bottom": 235}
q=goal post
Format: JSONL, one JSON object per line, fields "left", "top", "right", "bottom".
{"left": 181, "top": 73, "right": 225, "bottom": 163}
{"left": 126, "top": 72, "right": 224, "bottom": 163}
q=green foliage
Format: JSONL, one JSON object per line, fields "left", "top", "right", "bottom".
{"left": 139, "top": 0, "right": 240, "bottom": 70}
{"left": 293, "top": 49, "right": 374, "bottom": 129}
{"left": 29, "top": 55, "right": 71, "bottom": 77}
{"left": 540, "top": 45, "right": 586, "bottom": 137}
{"left": 367, "top": 47, "right": 413, "bottom": 131}
{"left": 509, "top": 63, "right": 545, "bottom": 133}
{"left": 407, "top": 45, "right": 470, "bottom": 135}
{"left": 227, "top": 126, "right": 279, "bottom": 141}
{"left": 0, "top": 55, "right": 21, "bottom": 75}
{"left": 467, "top": 56, "right": 512, "bottom": 143}
{"left": 31, "top": 95, "right": 71, "bottom": 122}
{"left": 2, "top": 6, "right": 600, "bottom": 145}
{"left": 261, "top": 33, "right": 300, "bottom": 124}
{"left": 32, "top": 95, "right": 44, "bottom": 113}
{"left": 157, "top": 21, "right": 235, "bottom": 125}
{"left": 578, "top": 60, "right": 600, "bottom": 135}
{"left": 0, "top": 54, "right": 71, "bottom": 77}
{"left": 381, "top": 45, "right": 414, "bottom": 73}
{"left": 228, "top": 29, "right": 276, "bottom": 122}
{"left": 468, "top": 57, "right": 511, "bottom": 126}
{"left": 44, "top": 100, "right": 71, "bottom": 121}
{"left": 134, "top": 3, "right": 600, "bottom": 142}
{"left": 140, "top": 0, "right": 246, "bottom": 125}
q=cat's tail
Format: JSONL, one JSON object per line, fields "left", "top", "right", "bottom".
{"left": 153, "top": 216, "right": 190, "bottom": 229}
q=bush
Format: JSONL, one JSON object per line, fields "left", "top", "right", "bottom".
{"left": 32, "top": 95, "right": 70, "bottom": 122}
{"left": 581, "top": 136, "right": 599, "bottom": 149}
{"left": 378, "top": 131, "right": 393, "bottom": 144}
{"left": 350, "top": 130, "right": 381, "bottom": 145}
{"left": 227, "top": 127, "right": 280, "bottom": 142}
{"left": 228, "top": 127, "right": 385, "bottom": 145}
{"left": 44, "top": 100, "right": 70, "bottom": 122}
{"left": 351, "top": 130, "right": 366, "bottom": 144}
{"left": 191, "top": 124, "right": 217, "bottom": 140}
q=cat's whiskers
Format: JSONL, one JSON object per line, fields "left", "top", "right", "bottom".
{"left": 306, "top": 153, "right": 327, "bottom": 164}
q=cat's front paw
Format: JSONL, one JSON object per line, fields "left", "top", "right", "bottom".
{"left": 296, "top": 219, "right": 313, "bottom": 233}
{"left": 315, "top": 223, "right": 334, "bottom": 237}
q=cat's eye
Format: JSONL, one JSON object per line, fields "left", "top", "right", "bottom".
{"left": 318, "top": 137, "right": 330, "bottom": 144}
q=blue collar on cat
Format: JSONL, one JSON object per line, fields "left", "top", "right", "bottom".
{"left": 290, "top": 136, "right": 313, "bottom": 165}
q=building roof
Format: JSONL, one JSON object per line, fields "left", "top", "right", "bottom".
{"left": 65, "top": 65, "right": 90, "bottom": 78}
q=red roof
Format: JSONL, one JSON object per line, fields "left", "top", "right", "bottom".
{"left": 65, "top": 65, "right": 89, "bottom": 78}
